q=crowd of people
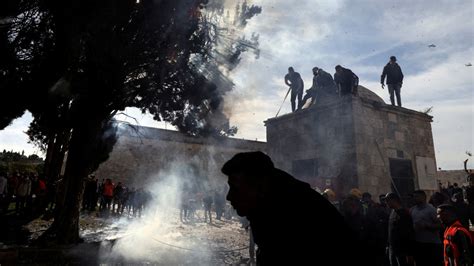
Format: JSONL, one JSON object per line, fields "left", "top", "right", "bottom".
{"left": 179, "top": 186, "right": 234, "bottom": 224}
{"left": 0, "top": 172, "right": 154, "bottom": 219}
{"left": 82, "top": 176, "right": 153, "bottom": 217}
{"left": 319, "top": 181, "right": 474, "bottom": 266}
{"left": 2, "top": 154, "right": 473, "bottom": 266}
{"left": 0, "top": 172, "right": 49, "bottom": 217}
{"left": 0, "top": 169, "right": 240, "bottom": 224}
{"left": 222, "top": 151, "right": 473, "bottom": 266}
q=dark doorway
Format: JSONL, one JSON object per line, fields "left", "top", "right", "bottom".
{"left": 389, "top": 158, "right": 415, "bottom": 205}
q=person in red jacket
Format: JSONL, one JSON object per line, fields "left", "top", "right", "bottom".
{"left": 437, "top": 204, "right": 473, "bottom": 266}
{"left": 102, "top": 178, "right": 114, "bottom": 211}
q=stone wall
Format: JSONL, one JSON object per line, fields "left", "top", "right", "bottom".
{"left": 437, "top": 170, "right": 470, "bottom": 187}
{"left": 94, "top": 126, "right": 266, "bottom": 189}
{"left": 353, "top": 93, "right": 435, "bottom": 198}
{"left": 96, "top": 86, "right": 437, "bottom": 199}
{"left": 266, "top": 86, "right": 436, "bottom": 199}
{"left": 266, "top": 96, "right": 358, "bottom": 196}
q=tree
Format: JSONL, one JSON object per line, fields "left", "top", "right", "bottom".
{"left": 1, "top": 0, "right": 261, "bottom": 243}
{"left": 0, "top": 0, "right": 26, "bottom": 128}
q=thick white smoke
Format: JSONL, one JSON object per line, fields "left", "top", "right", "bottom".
{"left": 97, "top": 161, "right": 210, "bottom": 264}
{"left": 97, "top": 153, "right": 250, "bottom": 265}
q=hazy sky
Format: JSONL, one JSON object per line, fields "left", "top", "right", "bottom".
{"left": 224, "top": 0, "right": 474, "bottom": 170}
{"left": 0, "top": 0, "right": 472, "bottom": 170}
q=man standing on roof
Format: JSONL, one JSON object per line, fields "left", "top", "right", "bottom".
{"left": 381, "top": 56, "right": 404, "bottom": 107}
{"left": 284, "top": 67, "right": 304, "bottom": 112}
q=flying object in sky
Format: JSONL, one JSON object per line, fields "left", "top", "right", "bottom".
{"left": 428, "top": 44, "right": 436, "bottom": 48}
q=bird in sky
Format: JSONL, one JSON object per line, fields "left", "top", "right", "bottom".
{"left": 465, "top": 63, "right": 472, "bottom": 67}
{"left": 428, "top": 44, "right": 436, "bottom": 48}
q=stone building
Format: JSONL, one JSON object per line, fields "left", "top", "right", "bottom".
{"left": 437, "top": 170, "right": 470, "bottom": 188}
{"left": 94, "top": 126, "right": 265, "bottom": 190}
{"left": 265, "top": 86, "right": 437, "bottom": 199}
{"left": 95, "top": 86, "right": 438, "bottom": 200}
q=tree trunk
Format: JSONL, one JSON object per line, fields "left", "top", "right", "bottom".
{"left": 50, "top": 130, "right": 71, "bottom": 181}
{"left": 44, "top": 102, "right": 73, "bottom": 183}
{"left": 43, "top": 134, "right": 56, "bottom": 181}
{"left": 44, "top": 117, "right": 105, "bottom": 244}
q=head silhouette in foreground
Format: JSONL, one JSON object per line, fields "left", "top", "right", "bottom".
{"left": 222, "top": 151, "right": 361, "bottom": 265}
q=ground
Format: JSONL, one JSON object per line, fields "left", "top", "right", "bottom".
{"left": 0, "top": 208, "right": 252, "bottom": 265}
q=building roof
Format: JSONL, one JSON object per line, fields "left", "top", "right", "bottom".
{"left": 116, "top": 124, "right": 266, "bottom": 150}
{"left": 266, "top": 85, "right": 433, "bottom": 124}
{"left": 358, "top": 85, "right": 385, "bottom": 104}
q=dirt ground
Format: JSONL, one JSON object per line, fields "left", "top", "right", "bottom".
{"left": 1, "top": 209, "right": 253, "bottom": 265}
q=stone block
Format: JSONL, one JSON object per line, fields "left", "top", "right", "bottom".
{"left": 386, "top": 148, "right": 397, "bottom": 158}
{"left": 372, "top": 154, "right": 385, "bottom": 166}
{"left": 369, "top": 177, "right": 379, "bottom": 186}
{"left": 416, "top": 128, "right": 425, "bottom": 137}
{"left": 388, "top": 113, "right": 398, "bottom": 123}
{"left": 360, "top": 125, "right": 374, "bottom": 136}
{"left": 395, "top": 131, "right": 405, "bottom": 142}
{"left": 384, "top": 138, "right": 395, "bottom": 147}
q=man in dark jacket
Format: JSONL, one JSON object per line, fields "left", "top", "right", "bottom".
{"left": 222, "top": 151, "right": 361, "bottom": 265}
{"left": 334, "top": 65, "right": 359, "bottom": 96}
{"left": 314, "top": 67, "right": 338, "bottom": 102}
{"left": 284, "top": 67, "right": 304, "bottom": 112}
{"left": 301, "top": 67, "right": 337, "bottom": 107}
{"left": 381, "top": 56, "right": 404, "bottom": 107}
{"left": 385, "top": 192, "right": 415, "bottom": 266}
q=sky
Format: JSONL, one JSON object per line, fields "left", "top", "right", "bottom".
{"left": 0, "top": 0, "right": 472, "bottom": 170}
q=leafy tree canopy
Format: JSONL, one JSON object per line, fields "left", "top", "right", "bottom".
{"left": 1, "top": 0, "right": 261, "bottom": 137}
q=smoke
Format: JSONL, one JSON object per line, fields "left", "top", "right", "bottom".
{"left": 95, "top": 145, "right": 249, "bottom": 265}
{"left": 100, "top": 169, "right": 196, "bottom": 264}
{"left": 185, "top": 0, "right": 261, "bottom": 137}
{"left": 98, "top": 161, "right": 192, "bottom": 260}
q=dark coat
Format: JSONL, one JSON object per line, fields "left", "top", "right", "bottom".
{"left": 388, "top": 208, "right": 415, "bottom": 255}
{"left": 334, "top": 68, "right": 359, "bottom": 94}
{"left": 381, "top": 63, "right": 404, "bottom": 84}
{"left": 248, "top": 168, "right": 361, "bottom": 265}
{"left": 315, "top": 70, "right": 337, "bottom": 96}
{"left": 285, "top": 72, "right": 304, "bottom": 91}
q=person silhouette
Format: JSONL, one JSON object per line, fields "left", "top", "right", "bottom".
{"left": 284, "top": 67, "right": 304, "bottom": 112}
{"left": 222, "top": 151, "right": 361, "bottom": 265}
{"left": 381, "top": 56, "right": 404, "bottom": 107}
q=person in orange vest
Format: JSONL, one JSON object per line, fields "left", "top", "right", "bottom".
{"left": 437, "top": 204, "right": 473, "bottom": 266}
